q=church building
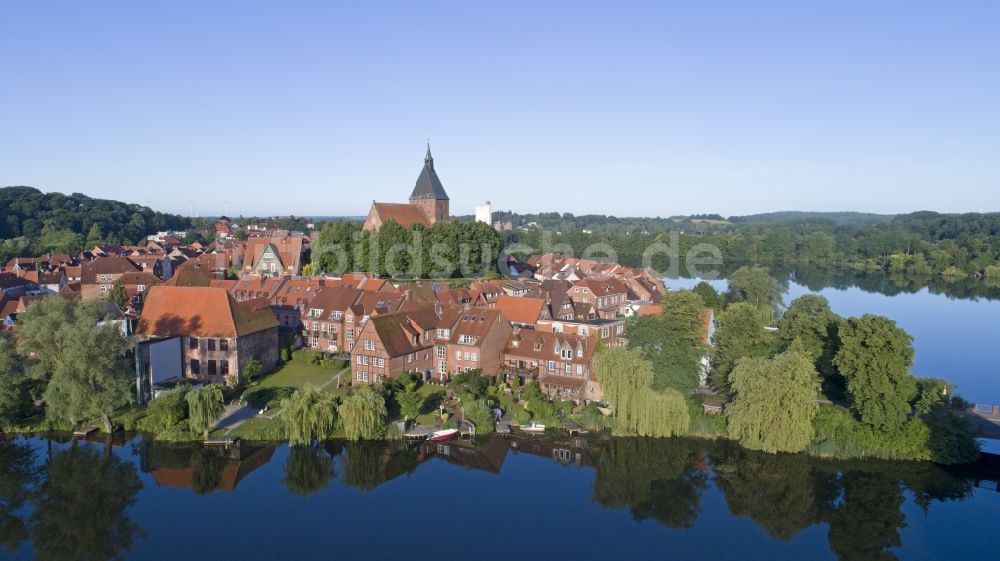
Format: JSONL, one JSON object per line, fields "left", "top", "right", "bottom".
{"left": 362, "top": 143, "right": 450, "bottom": 231}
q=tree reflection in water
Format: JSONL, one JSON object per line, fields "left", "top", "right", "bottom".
{"left": 0, "top": 439, "right": 41, "bottom": 552}
{"left": 282, "top": 443, "right": 340, "bottom": 497}
{"left": 0, "top": 434, "right": 987, "bottom": 560}
{"left": 29, "top": 441, "right": 143, "bottom": 561}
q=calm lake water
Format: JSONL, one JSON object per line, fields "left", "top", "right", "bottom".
{"left": 1, "top": 434, "right": 998, "bottom": 561}
{"left": 663, "top": 275, "right": 1000, "bottom": 405}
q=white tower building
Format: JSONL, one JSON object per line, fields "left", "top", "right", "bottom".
{"left": 475, "top": 201, "right": 492, "bottom": 225}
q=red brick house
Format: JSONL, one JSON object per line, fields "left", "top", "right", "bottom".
{"left": 301, "top": 287, "right": 364, "bottom": 353}
{"left": 80, "top": 256, "right": 142, "bottom": 300}
{"left": 567, "top": 278, "right": 629, "bottom": 319}
{"left": 349, "top": 305, "right": 459, "bottom": 384}
{"left": 135, "top": 286, "right": 279, "bottom": 385}
{"left": 440, "top": 307, "right": 512, "bottom": 378}
{"left": 503, "top": 328, "right": 602, "bottom": 401}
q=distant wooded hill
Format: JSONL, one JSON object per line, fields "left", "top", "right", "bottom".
{"left": 0, "top": 186, "right": 190, "bottom": 260}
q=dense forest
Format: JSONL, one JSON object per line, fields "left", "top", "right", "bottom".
{"left": 502, "top": 210, "right": 1000, "bottom": 279}
{"left": 0, "top": 186, "right": 190, "bottom": 261}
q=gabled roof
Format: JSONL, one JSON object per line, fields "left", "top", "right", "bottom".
{"left": 409, "top": 143, "right": 449, "bottom": 201}
{"left": 370, "top": 203, "right": 431, "bottom": 229}
{"left": 136, "top": 286, "right": 278, "bottom": 338}
{"left": 495, "top": 295, "right": 545, "bottom": 326}
{"left": 80, "top": 256, "right": 142, "bottom": 283}
{"left": 368, "top": 305, "right": 455, "bottom": 357}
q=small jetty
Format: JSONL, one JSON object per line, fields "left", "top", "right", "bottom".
{"left": 204, "top": 436, "right": 240, "bottom": 448}
{"left": 72, "top": 426, "right": 98, "bottom": 437}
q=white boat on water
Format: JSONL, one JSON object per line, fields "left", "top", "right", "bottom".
{"left": 520, "top": 422, "right": 546, "bottom": 433}
{"left": 427, "top": 428, "right": 458, "bottom": 442}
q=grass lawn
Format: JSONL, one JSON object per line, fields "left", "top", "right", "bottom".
{"left": 242, "top": 361, "right": 347, "bottom": 409}
{"left": 413, "top": 384, "right": 448, "bottom": 425}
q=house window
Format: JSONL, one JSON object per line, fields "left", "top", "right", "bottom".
{"left": 577, "top": 365, "right": 583, "bottom": 375}
{"left": 616, "top": 324, "right": 624, "bottom": 334}
{"left": 373, "top": 358, "right": 384, "bottom": 368}
{"left": 436, "top": 346, "right": 445, "bottom": 359}
{"left": 220, "top": 339, "right": 229, "bottom": 352}
{"left": 346, "top": 315, "right": 353, "bottom": 323}
{"left": 100, "top": 285, "right": 109, "bottom": 293}
{"left": 190, "top": 359, "right": 200, "bottom": 375}
{"left": 356, "top": 371, "right": 368, "bottom": 382}
{"left": 565, "top": 363, "right": 572, "bottom": 374}
{"left": 138, "top": 285, "right": 146, "bottom": 292}
{"left": 463, "top": 352, "right": 471, "bottom": 361}
{"left": 455, "top": 351, "right": 462, "bottom": 360}
{"left": 547, "top": 360, "right": 556, "bottom": 371}
{"left": 439, "top": 362, "right": 447, "bottom": 373}
{"left": 312, "top": 321, "right": 319, "bottom": 332}
{"left": 208, "top": 360, "right": 217, "bottom": 376}
{"left": 207, "top": 339, "right": 216, "bottom": 351}
{"left": 470, "top": 352, "right": 478, "bottom": 362}
{"left": 601, "top": 327, "right": 610, "bottom": 338}
{"left": 364, "top": 339, "right": 376, "bottom": 351}
{"left": 437, "top": 329, "right": 449, "bottom": 338}
{"left": 189, "top": 337, "right": 198, "bottom": 350}
{"left": 374, "top": 374, "right": 383, "bottom": 384}
{"left": 311, "top": 337, "right": 319, "bottom": 348}
{"left": 333, "top": 311, "right": 342, "bottom": 320}
{"left": 221, "top": 360, "right": 229, "bottom": 377}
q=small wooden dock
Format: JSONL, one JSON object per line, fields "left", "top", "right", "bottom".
{"left": 204, "top": 436, "right": 240, "bottom": 448}
{"left": 72, "top": 426, "right": 98, "bottom": 437}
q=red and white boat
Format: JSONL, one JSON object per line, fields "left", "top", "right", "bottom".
{"left": 427, "top": 428, "right": 458, "bottom": 442}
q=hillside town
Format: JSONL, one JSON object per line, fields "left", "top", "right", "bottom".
{"left": 1, "top": 149, "right": 699, "bottom": 413}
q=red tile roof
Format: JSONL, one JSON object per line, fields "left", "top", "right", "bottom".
{"left": 136, "top": 286, "right": 278, "bottom": 338}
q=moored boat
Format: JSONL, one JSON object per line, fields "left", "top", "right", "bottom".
{"left": 427, "top": 428, "right": 458, "bottom": 442}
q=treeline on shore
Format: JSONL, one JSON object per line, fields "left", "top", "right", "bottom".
{"left": 619, "top": 266, "right": 980, "bottom": 464}
{"left": 503, "top": 211, "right": 1000, "bottom": 279}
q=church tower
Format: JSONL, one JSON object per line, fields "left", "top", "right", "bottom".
{"left": 408, "top": 142, "right": 450, "bottom": 225}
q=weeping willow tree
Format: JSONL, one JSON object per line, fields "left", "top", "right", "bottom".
{"left": 281, "top": 385, "right": 338, "bottom": 446}
{"left": 282, "top": 445, "right": 335, "bottom": 497}
{"left": 593, "top": 347, "right": 652, "bottom": 435}
{"left": 634, "top": 388, "right": 690, "bottom": 438}
{"left": 186, "top": 384, "right": 225, "bottom": 438}
{"left": 726, "top": 347, "right": 821, "bottom": 453}
{"left": 339, "top": 385, "right": 387, "bottom": 441}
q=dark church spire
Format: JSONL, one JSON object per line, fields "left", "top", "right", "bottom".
{"left": 410, "top": 141, "right": 449, "bottom": 201}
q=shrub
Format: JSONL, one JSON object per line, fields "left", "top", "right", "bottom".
{"left": 291, "top": 350, "right": 307, "bottom": 363}
{"left": 320, "top": 359, "right": 347, "bottom": 370}
{"left": 513, "top": 407, "right": 532, "bottom": 425}
{"left": 280, "top": 348, "right": 291, "bottom": 362}
{"left": 139, "top": 387, "right": 190, "bottom": 433}
{"left": 464, "top": 399, "right": 495, "bottom": 435}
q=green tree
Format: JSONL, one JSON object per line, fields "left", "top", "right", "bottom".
{"left": 242, "top": 356, "right": 262, "bottom": 384}
{"left": 17, "top": 297, "right": 134, "bottom": 432}
{"left": 593, "top": 347, "right": 653, "bottom": 435}
{"left": 339, "top": 385, "right": 387, "bottom": 441}
{"left": 463, "top": 398, "right": 495, "bottom": 435}
{"left": 395, "top": 387, "right": 422, "bottom": 421}
{"left": 633, "top": 388, "right": 690, "bottom": 437}
{"left": 726, "top": 349, "right": 821, "bottom": 453}
{"left": 84, "top": 223, "right": 104, "bottom": 247}
{"left": 834, "top": 315, "right": 917, "bottom": 431}
{"left": 281, "top": 385, "right": 338, "bottom": 446}
{"left": 777, "top": 295, "right": 842, "bottom": 383}
{"left": 0, "top": 337, "right": 31, "bottom": 428}
{"left": 710, "top": 302, "right": 775, "bottom": 393}
{"left": 726, "top": 266, "right": 784, "bottom": 324}
{"left": 691, "top": 281, "right": 722, "bottom": 310}
{"left": 628, "top": 290, "right": 706, "bottom": 392}
{"left": 109, "top": 281, "right": 129, "bottom": 312}
{"left": 186, "top": 384, "right": 225, "bottom": 438}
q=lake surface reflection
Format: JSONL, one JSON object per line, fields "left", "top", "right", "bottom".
{"left": 2, "top": 434, "right": 998, "bottom": 561}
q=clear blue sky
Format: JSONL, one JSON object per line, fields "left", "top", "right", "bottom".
{"left": 2, "top": 0, "right": 998, "bottom": 218}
